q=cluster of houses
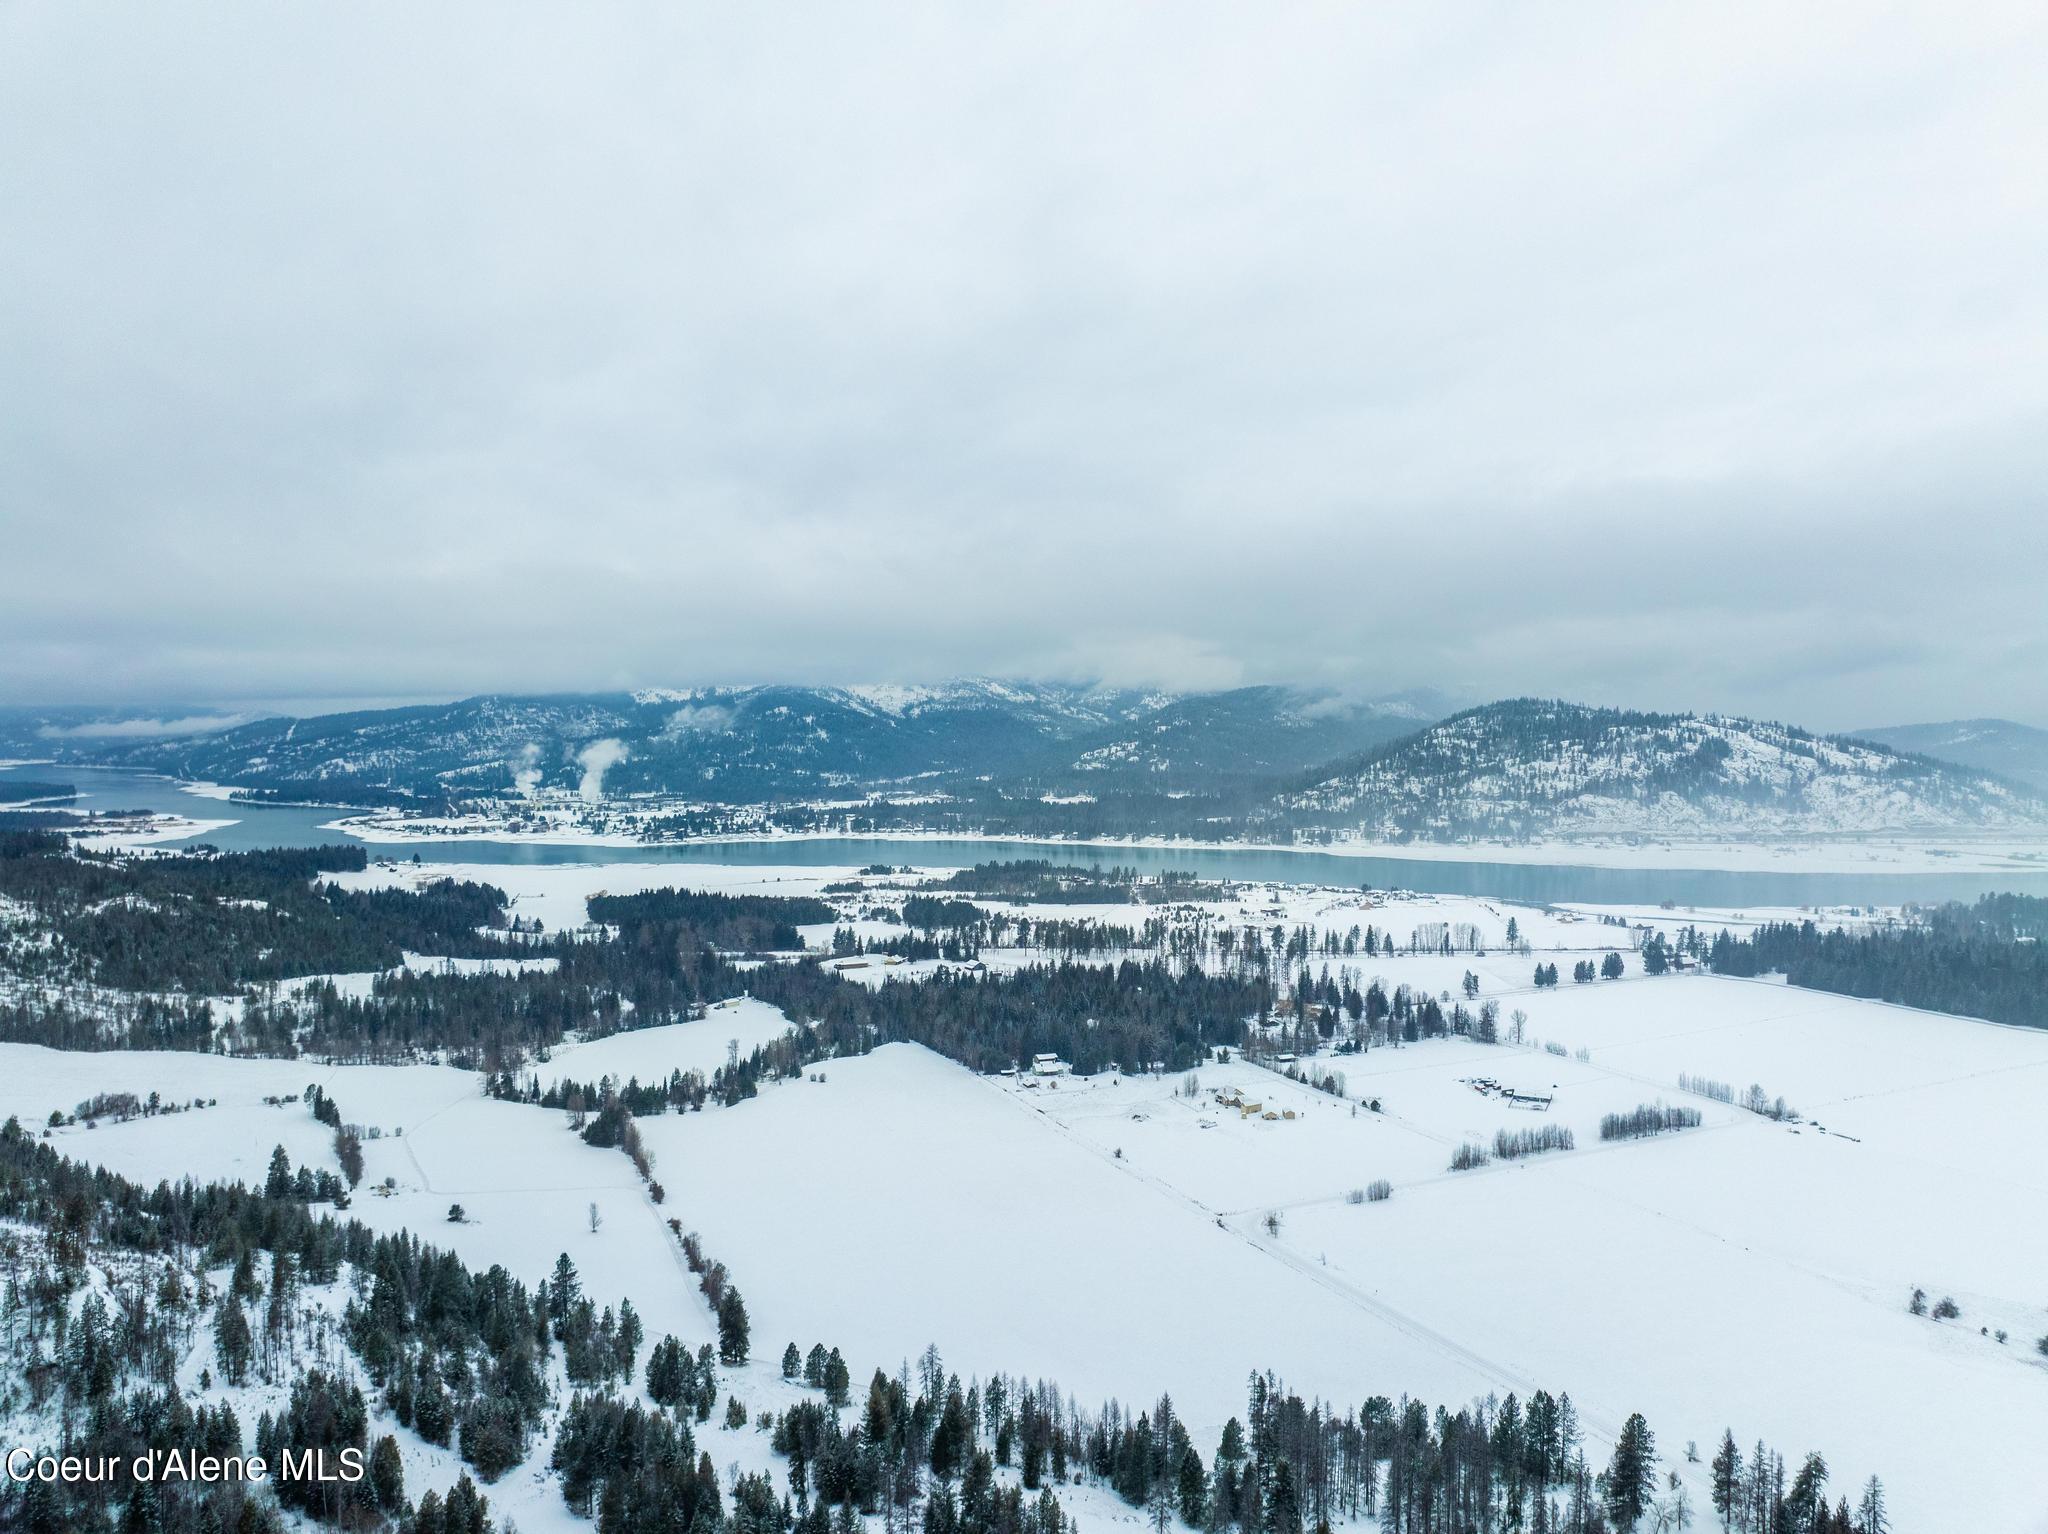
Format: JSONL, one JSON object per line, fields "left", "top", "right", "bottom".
{"left": 1212, "top": 1085, "right": 1296, "bottom": 1122}
{"left": 1460, "top": 1075, "right": 1554, "bottom": 1111}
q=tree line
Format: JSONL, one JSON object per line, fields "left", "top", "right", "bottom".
{"left": 0, "top": 832, "right": 509, "bottom": 994}
{"left": 1705, "top": 897, "right": 2048, "bottom": 1029}
{"left": 0, "top": 1113, "right": 659, "bottom": 1532}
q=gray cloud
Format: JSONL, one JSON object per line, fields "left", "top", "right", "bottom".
{"left": 2, "top": 4, "right": 2045, "bottom": 731}
{"left": 37, "top": 714, "right": 250, "bottom": 740}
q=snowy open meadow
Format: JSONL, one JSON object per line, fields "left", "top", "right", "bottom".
{"left": 5, "top": 858, "right": 2044, "bottom": 1530}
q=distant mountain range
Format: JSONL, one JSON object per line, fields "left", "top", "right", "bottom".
{"left": 6, "top": 689, "right": 2043, "bottom": 843}
{"left": 1850, "top": 718, "right": 2048, "bottom": 795}
{"left": 0, "top": 682, "right": 1445, "bottom": 807}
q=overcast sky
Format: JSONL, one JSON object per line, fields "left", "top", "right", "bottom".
{"left": 3, "top": 4, "right": 2044, "bottom": 730}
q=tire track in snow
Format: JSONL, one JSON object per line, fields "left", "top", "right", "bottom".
{"left": 1219, "top": 1109, "right": 1762, "bottom": 1219}
{"left": 979, "top": 1066, "right": 1732, "bottom": 1514}
{"left": 391, "top": 1091, "right": 644, "bottom": 1197}
{"left": 979, "top": 1073, "right": 1617, "bottom": 1436}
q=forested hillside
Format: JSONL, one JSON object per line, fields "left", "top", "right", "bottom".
{"left": 1270, "top": 699, "right": 2044, "bottom": 842}
{"left": 0, "top": 683, "right": 1432, "bottom": 808}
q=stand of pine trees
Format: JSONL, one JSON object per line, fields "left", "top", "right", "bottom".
{"left": 562, "top": 1347, "right": 1889, "bottom": 1534}
{"left": 1705, "top": 897, "right": 2048, "bottom": 1029}
{"left": 0, "top": 831, "right": 510, "bottom": 995}
{"left": 0, "top": 1114, "right": 660, "bottom": 1533}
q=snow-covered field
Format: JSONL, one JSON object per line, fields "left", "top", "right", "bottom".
{"left": 640, "top": 1043, "right": 1503, "bottom": 1421}
{"left": 1004, "top": 1046, "right": 1737, "bottom": 1213}
{"left": 6, "top": 855, "right": 2046, "bottom": 1529}
{"left": 0, "top": 1039, "right": 719, "bottom": 1357}
{"left": 632, "top": 979, "right": 2048, "bottom": 1533}
{"left": 522, "top": 998, "right": 796, "bottom": 1090}
{"left": 11, "top": 999, "right": 2044, "bottom": 1528}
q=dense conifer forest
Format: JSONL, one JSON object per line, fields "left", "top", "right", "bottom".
{"left": 1705, "top": 895, "right": 2048, "bottom": 1028}
{"left": 587, "top": 888, "right": 837, "bottom": 950}
{"left": 0, "top": 832, "right": 508, "bottom": 992}
{"left": 0, "top": 780, "right": 75, "bottom": 804}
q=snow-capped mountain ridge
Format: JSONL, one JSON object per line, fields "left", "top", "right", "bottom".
{"left": 2, "top": 683, "right": 1431, "bottom": 806}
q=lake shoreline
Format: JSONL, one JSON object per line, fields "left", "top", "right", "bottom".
{"left": 14, "top": 763, "right": 2048, "bottom": 906}
{"left": 317, "top": 812, "right": 2048, "bottom": 877}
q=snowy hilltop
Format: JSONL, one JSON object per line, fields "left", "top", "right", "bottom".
{"left": 1271, "top": 699, "right": 2048, "bottom": 842}
{"left": 1853, "top": 716, "right": 2048, "bottom": 794}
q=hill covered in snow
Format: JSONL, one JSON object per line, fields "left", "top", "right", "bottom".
{"left": 1020, "top": 685, "right": 1444, "bottom": 795}
{"left": 1853, "top": 717, "right": 2048, "bottom": 794}
{"left": 1270, "top": 699, "right": 2048, "bottom": 842}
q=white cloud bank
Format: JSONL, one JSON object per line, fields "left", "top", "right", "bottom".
{"left": 2, "top": 3, "right": 2045, "bottom": 729}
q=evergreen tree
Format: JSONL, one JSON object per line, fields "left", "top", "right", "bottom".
{"left": 931, "top": 1384, "right": 972, "bottom": 1482}
{"left": 1642, "top": 934, "right": 1670, "bottom": 975}
{"left": 646, "top": 1334, "right": 687, "bottom": 1407}
{"left": 823, "top": 1346, "right": 850, "bottom": 1407}
{"left": 1604, "top": 1413, "right": 1655, "bottom": 1531}
{"left": 1265, "top": 1459, "right": 1301, "bottom": 1534}
{"left": 615, "top": 1297, "right": 643, "bottom": 1376}
{"left": 1786, "top": 1453, "right": 1829, "bottom": 1532}
{"left": 369, "top": 1434, "right": 406, "bottom": 1513}
{"left": 1177, "top": 1443, "right": 1207, "bottom": 1525}
{"left": 214, "top": 1298, "right": 253, "bottom": 1385}
{"left": 264, "top": 1145, "right": 293, "bottom": 1199}
{"left": 20, "top": 1474, "right": 62, "bottom": 1534}
{"left": 549, "top": 1253, "right": 581, "bottom": 1335}
{"left": 718, "top": 1286, "right": 751, "bottom": 1364}
{"left": 1710, "top": 1430, "right": 1742, "bottom": 1530}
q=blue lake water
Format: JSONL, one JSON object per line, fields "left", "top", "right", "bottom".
{"left": 7, "top": 763, "right": 2048, "bottom": 909}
